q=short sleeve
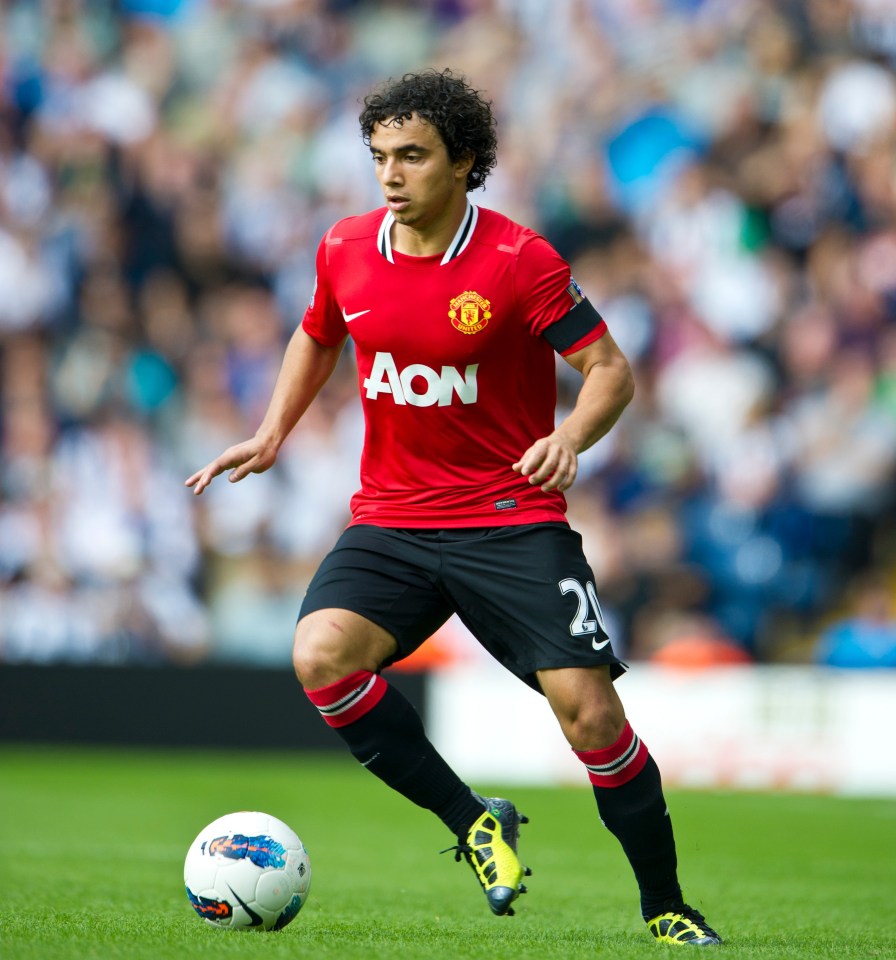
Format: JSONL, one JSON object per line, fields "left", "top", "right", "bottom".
{"left": 515, "top": 236, "right": 606, "bottom": 354}
{"left": 300, "top": 231, "right": 347, "bottom": 347}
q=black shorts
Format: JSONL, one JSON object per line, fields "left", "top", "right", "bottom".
{"left": 298, "top": 523, "right": 626, "bottom": 691}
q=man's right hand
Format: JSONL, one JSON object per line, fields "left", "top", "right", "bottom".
{"left": 185, "top": 436, "right": 278, "bottom": 495}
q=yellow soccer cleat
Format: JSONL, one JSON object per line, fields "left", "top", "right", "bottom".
{"left": 647, "top": 904, "right": 723, "bottom": 946}
{"left": 445, "top": 797, "right": 531, "bottom": 916}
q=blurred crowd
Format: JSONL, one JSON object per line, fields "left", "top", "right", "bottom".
{"left": 1, "top": 0, "right": 895, "bottom": 669}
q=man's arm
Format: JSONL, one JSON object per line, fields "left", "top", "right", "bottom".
{"left": 186, "top": 326, "right": 347, "bottom": 495}
{"left": 512, "top": 330, "right": 634, "bottom": 492}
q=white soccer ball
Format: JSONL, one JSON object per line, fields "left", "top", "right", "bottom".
{"left": 184, "top": 811, "right": 311, "bottom": 931}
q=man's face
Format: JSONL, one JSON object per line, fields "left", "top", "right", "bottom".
{"left": 369, "top": 113, "right": 470, "bottom": 230}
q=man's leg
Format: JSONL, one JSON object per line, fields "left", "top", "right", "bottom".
{"left": 294, "top": 607, "right": 528, "bottom": 915}
{"left": 537, "top": 665, "right": 721, "bottom": 946}
{"left": 294, "top": 608, "right": 484, "bottom": 835}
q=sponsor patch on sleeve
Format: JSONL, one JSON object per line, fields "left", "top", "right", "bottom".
{"left": 566, "top": 276, "right": 584, "bottom": 306}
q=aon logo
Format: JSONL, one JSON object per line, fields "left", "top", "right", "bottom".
{"left": 363, "top": 351, "right": 478, "bottom": 407}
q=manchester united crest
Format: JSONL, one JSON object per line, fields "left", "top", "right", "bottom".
{"left": 449, "top": 290, "right": 491, "bottom": 335}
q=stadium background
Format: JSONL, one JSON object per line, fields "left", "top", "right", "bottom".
{"left": 0, "top": 0, "right": 894, "bottom": 794}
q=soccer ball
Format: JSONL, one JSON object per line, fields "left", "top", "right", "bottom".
{"left": 184, "top": 811, "right": 311, "bottom": 931}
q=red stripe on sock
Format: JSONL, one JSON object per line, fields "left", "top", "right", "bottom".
{"left": 574, "top": 720, "right": 649, "bottom": 787}
{"left": 305, "top": 670, "right": 387, "bottom": 728}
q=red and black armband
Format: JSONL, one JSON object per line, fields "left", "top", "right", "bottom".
{"left": 542, "top": 298, "right": 607, "bottom": 355}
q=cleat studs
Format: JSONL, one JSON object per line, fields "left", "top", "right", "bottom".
{"left": 518, "top": 884, "right": 528, "bottom": 895}
{"left": 524, "top": 866, "right": 532, "bottom": 876}
{"left": 520, "top": 815, "right": 530, "bottom": 824}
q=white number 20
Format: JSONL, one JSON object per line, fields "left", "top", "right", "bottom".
{"left": 559, "top": 578, "right": 607, "bottom": 636}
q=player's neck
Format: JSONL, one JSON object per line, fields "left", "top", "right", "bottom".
{"left": 390, "top": 194, "right": 470, "bottom": 258}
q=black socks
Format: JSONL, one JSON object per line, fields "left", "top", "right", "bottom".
{"left": 593, "top": 753, "right": 683, "bottom": 919}
{"left": 332, "top": 680, "right": 484, "bottom": 837}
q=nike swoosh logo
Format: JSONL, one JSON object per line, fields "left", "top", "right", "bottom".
{"left": 342, "top": 308, "right": 371, "bottom": 322}
{"left": 228, "top": 885, "right": 264, "bottom": 927}
{"left": 592, "top": 637, "right": 611, "bottom": 651}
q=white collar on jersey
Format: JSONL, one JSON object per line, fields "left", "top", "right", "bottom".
{"left": 377, "top": 200, "right": 479, "bottom": 265}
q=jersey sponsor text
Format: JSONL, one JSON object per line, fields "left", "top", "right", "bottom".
{"left": 363, "top": 351, "right": 479, "bottom": 407}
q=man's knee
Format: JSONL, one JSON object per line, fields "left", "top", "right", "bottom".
{"left": 537, "top": 665, "right": 627, "bottom": 751}
{"left": 292, "top": 609, "right": 395, "bottom": 690}
{"left": 292, "top": 628, "right": 343, "bottom": 690}
{"left": 575, "top": 700, "right": 627, "bottom": 750}
{"left": 554, "top": 694, "right": 625, "bottom": 751}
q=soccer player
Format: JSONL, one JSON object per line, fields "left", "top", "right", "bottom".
{"left": 186, "top": 68, "right": 722, "bottom": 946}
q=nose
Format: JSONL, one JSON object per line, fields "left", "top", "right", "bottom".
{"left": 380, "top": 156, "right": 402, "bottom": 185}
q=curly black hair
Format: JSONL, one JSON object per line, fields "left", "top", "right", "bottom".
{"left": 359, "top": 68, "right": 497, "bottom": 192}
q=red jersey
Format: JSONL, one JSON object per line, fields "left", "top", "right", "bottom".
{"left": 301, "top": 203, "right": 606, "bottom": 527}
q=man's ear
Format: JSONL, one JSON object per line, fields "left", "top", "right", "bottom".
{"left": 455, "top": 153, "right": 475, "bottom": 181}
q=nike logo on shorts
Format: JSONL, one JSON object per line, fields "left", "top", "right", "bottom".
{"left": 592, "top": 637, "right": 611, "bottom": 651}
{"left": 342, "top": 307, "right": 371, "bottom": 322}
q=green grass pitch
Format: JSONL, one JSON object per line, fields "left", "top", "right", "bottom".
{"left": 0, "top": 745, "right": 893, "bottom": 960}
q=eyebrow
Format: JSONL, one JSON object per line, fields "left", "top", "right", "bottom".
{"left": 369, "top": 143, "right": 431, "bottom": 156}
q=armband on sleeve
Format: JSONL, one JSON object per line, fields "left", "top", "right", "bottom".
{"left": 542, "top": 298, "right": 606, "bottom": 353}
